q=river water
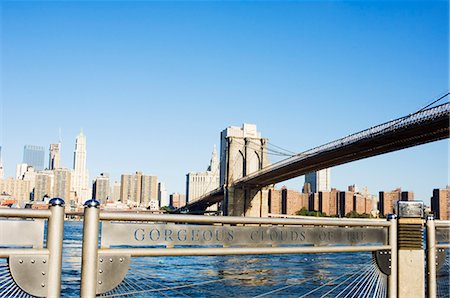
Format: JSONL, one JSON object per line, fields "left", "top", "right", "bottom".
{"left": 60, "top": 221, "right": 387, "bottom": 297}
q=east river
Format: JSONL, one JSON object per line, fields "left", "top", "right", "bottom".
{"left": 57, "top": 221, "right": 447, "bottom": 297}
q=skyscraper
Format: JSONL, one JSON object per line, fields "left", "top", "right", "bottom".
{"left": 72, "top": 131, "right": 90, "bottom": 203}
{"left": 186, "top": 145, "right": 220, "bottom": 202}
{"left": 305, "top": 169, "right": 331, "bottom": 193}
{"left": 23, "top": 145, "right": 45, "bottom": 171}
{"left": 49, "top": 144, "right": 61, "bottom": 170}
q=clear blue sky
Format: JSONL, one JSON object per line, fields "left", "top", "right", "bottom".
{"left": 1, "top": 1, "right": 448, "bottom": 203}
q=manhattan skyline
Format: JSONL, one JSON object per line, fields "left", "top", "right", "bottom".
{"left": 1, "top": 1, "right": 448, "bottom": 203}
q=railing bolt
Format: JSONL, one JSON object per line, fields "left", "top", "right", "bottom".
{"left": 98, "top": 281, "right": 102, "bottom": 284}
{"left": 31, "top": 260, "right": 35, "bottom": 264}
{"left": 109, "top": 258, "right": 113, "bottom": 262}
{"left": 42, "top": 271, "right": 46, "bottom": 276}
{"left": 41, "top": 283, "right": 45, "bottom": 287}
{"left": 99, "top": 269, "right": 103, "bottom": 273}
{"left": 19, "top": 260, "right": 23, "bottom": 264}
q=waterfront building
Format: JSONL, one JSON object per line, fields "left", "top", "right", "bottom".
{"left": 186, "top": 146, "right": 220, "bottom": 202}
{"left": 72, "top": 131, "right": 90, "bottom": 204}
{"left": 305, "top": 168, "right": 331, "bottom": 193}
{"left": 338, "top": 191, "right": 353, "bottom": 217}
{"left": 53, "top": 168, "right": 72, "bottom": 201}
{"left": 16, "top": 163, "right": 29, "bottom": 179}
{"left": 0, "top": 177, "right": 32, "bottom": 206}
{"left": 158, "top": 182, "right": 169, "bottom": 208}
{"left": 49, "top": 143, "right": 61, "bottom": 170}
{"left": 120, "top": 172, "right": 158, "bottom": 207}
{"left": 21, "top": 165, "right": 36, "bottom": 190}
{"left": 141, "top": 175, "right": 158, "bottom": 207}
{"left": 111, "top": 181, "right": 121, "bottom": 203}
{"left": 431, "top": 187, "right": 450, "bottom": 220}
{"left": 93, "top": 173, "right": 110, "bottom": 204}
{"left": 268, "top": 188, "right": 308, "bottom": 215}
{"left": 378, "top": 188, "right": 404, "bottom": 217}
{"left": 34, "top": 171, "right": 54, "bottom": 201}
{"left": 170, "top": 192, "right": 186, "bottom": 208}
{"left": 401, "top": 191, "right": 414, "bottom": 201}
{"left": 319, "top": 190, "right": 339, "bottom": 216}
{"left": 23, "top": 145, "right": 45, "bottom": 171}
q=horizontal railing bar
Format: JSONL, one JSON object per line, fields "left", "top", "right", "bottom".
{"left": 0, "top": 248, "right": 49, "bottom": 258}
{"left": 435, "top": 220, "right": 450, "bottom": 227}
{"left": 268, "top": 213, "right": 387, "bottom": 222}
{"left": 99, "top": 212, "right": 390, "bottom": 227}
{"left": 436, "top": 244, "right": 450, "bottom": 249}
{"left": 0, "top": 209, "right": 51, "bottom": 219}
{"left": 99, "top": 245, "right": 390, "bottom": 257}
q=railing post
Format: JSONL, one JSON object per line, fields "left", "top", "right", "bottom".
{"left": 387, "top": 214, "right": 397, "bottom": 298}
{"left": 426, "top": 215, "right": 436, "bottom": 298}
{"left": 80, "top": 199, "right": 100, "bottom": 298}
{"left": 47, "top": 198, "right": 65, "bottom": 298}
{"left": 397, "top": 201, "right": 425, "bottom": 298}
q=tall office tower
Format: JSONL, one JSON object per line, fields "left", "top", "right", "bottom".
{"left": 34, "top": 171, "right": 54, "bottom": 201}
{"left": 93, "top": 173, "right": 110, "bottom": 204}
{"left": 158, "top": 182, "right": 169, "bottom": 207}
{"left": 120, "top": 172, "right": 158, "bottom": 207}
{"left": 23, "top": 145, "right": 45, "bottom": 171}
{"left": 0, "top": 146, "right": 4, "bottom": 180}
{"left": 186, "top": 146, "right": 220, "bottom": 202}
{"left": 305, "top": 168, "right": 331, "bottom": 193}
{"left": 16, "top": 163, "right": 29, "bottom": 179}
{"left": 49, "top": 144, "right": 61, "bottom": 170}
{"left": 431, "top": 188, "right": 450, "bottom": 220}
{"left": 72, "top": 131, "right": 90, "bottom": 203}
{"left": 53, "top": 168, "right": 72, "bottom": 201}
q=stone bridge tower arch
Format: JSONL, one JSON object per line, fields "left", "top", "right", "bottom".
{"left": 219, "top": 124, "right": 270, "bottom": 216}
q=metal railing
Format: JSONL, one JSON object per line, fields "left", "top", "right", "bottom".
{"left": 0, "top": 198, "right": 65, "bottom": 297}
{"left": 426, "top": 216, "right": 450, "bottom": 298}
{"left": 80, "top": 199, "right": 398, "bottom": 297}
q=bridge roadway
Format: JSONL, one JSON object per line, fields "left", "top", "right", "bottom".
{"left": 181, "top": 102, "right": 450, "bottom": 212}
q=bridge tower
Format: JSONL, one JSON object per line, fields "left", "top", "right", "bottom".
{"left": 220, "top": 124, "right": 271, "bottom": 216}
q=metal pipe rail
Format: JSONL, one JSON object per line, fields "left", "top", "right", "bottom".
{"left": 80, "top": 200, "right": 398, "bottom": 298}
{"left": 99, "top": 211, "right": 391, "bottom": 227}
{"left": 426, "top": 216, "right": 450, "bottom": 298}
{"left": 0, "top": 198, "right": 65, "bottom": 297}
{"left": 99, "top": 245, "right": 391, "bottom": 257}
